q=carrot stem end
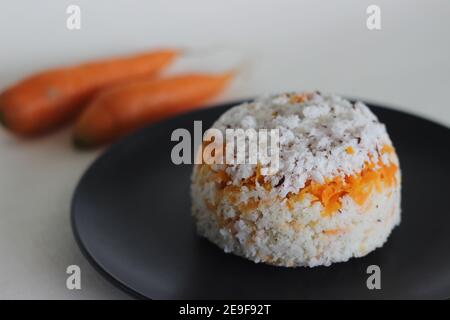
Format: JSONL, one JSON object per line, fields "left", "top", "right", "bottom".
{"left": 73, "top": 134, "right": 94, "bottom": 150}
{"left": 0, "top": 110, "right": 6, "bottom": 128}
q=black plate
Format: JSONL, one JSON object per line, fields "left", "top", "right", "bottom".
{"left": 72, "top": 100, "right": 450, "bottom": 299}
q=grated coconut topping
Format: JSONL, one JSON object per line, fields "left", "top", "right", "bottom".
{"left": 210, "top": 92, "right": 394, "bottom": 198}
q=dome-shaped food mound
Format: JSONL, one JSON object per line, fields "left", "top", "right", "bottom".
{"left": 191, "top": 92, "right": 401, "bottom": 267}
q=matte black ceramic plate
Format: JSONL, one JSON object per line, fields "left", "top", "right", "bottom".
{"left": 72, "top": 100, "right": 450, "bottom": 299}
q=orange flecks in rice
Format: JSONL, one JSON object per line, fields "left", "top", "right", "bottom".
{"left": 289, "top": 93, "right": 312, "bottom": 104}
{"left": 237, "top": 198, "right": 259, "bottom": 212}
{"left": 345, "top": 146, "right": 354, "bottom": 154}
{"left": 214, "top": 169, "right": 230, "bottom": 188}
{"left": 288, "top": 220, "right": 302, "bottom": 232}
{"left": 248, "top": 164, "right": 272, "bottom": 191}
{"left": 205, "top": 200, "right": 217, "bottom": 211}
{"left": 381, "top": 144, "right": 395, "bottom": 155}
{"left": 322, "top": 229, "right": 342, "bottom": 235}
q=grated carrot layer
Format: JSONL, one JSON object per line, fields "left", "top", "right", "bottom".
{"left": 286, "top": 160, "right": 397, "bottom": 215}
{"left": 198, "top": 146, "right": 398, "bottom": 216}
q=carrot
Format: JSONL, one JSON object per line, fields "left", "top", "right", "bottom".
{"left": 73, "top": 72, "right": 232, "bottom": 148}
{"left": 0, "top": 49, "right": 178, "bottom": 136}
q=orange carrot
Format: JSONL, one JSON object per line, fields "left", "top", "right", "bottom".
{"left": 73, "top": 72, "right": 232, "bottom": 148}
{"left": 0, "top": 49, "right": 178, "bottom": 136}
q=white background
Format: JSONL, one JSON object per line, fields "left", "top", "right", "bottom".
{"left": 0, "top": 0, "right": 448, "bottom": 299}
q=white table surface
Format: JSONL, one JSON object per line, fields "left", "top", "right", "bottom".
{"left": 0, "top": 0, "right": 449, "bottom": 299}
